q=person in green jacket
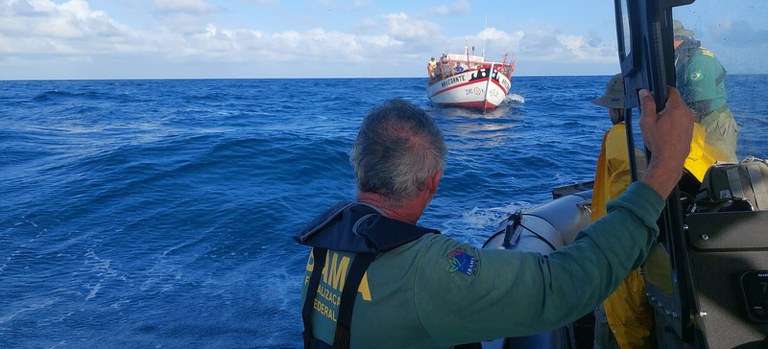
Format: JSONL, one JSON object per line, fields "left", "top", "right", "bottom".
{"left": 673, "top": 20, "right": 738, "bottom": 162}
{"left": 298, "top": 89, "right": 694, "bottom": 348}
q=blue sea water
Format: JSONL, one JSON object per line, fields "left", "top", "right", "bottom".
{"left": 1, "top": 76, "right": 766, "bottom": 348}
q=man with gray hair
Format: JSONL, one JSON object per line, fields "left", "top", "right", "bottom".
{"left": 296, "top": 92, "right": 694, "bottom": 348}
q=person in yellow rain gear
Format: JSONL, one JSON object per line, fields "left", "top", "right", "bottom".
{"left": 590, "top": 74, "right": 724, "bottom": 349}
{"left": 427, "top": 57, "right": 437, "bottom": 80}
{"left": 591, "top": 74, "right": 651, "bottom": 349}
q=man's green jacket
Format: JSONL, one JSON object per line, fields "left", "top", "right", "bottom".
{"left": 300, "top": 182, "right": 664, "bottom": 348}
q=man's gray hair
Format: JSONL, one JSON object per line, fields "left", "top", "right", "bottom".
{"left": 350, "top": 99, "right": 447, "bottom": 206}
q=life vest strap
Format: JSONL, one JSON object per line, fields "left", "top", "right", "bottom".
{"left": 303, "top": 248, "right": 328, "bottom": 348}
{"left": 333, "top": 252, "right": 376, "bottom": 349}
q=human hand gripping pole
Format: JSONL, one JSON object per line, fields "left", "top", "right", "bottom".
{"left": 638, "top": 87, "right": 694, "bottom": 198}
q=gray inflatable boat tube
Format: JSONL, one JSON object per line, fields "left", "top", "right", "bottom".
{"left": 481, "top": 189, "right": 593, "bottom": 349}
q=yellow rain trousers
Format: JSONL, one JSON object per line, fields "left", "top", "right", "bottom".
{"left": 591, "top": 122, "right": 719, "bottom": 349}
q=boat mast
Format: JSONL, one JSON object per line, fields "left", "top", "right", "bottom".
{"left": 465, "top": 40, "right": 470, "bottom": 67}
{"left": 482, "top": 15, "right": 487, "bottom": 60}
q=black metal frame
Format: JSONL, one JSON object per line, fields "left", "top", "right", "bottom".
{"left": 613, "top": 0, "right": 699, "bottom": 344}
{"left": 613, "top": 1, "right": 768, "bottom": 348}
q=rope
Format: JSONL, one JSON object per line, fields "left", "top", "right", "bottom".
{"left": 502, "top": 211, "right": 558, "bottom": 251}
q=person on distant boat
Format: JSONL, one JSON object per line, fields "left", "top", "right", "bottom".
{"left": 453, "top": 62, "right": 465, "bottom": 74}
{"left": 673, "top": 20, "right": 738, "bottom": 162}
{"left": 427, "top": 57, "right": 437, "bottom": 80}
{"left": 296, "top": 93, "right": 695, "bottom": 349}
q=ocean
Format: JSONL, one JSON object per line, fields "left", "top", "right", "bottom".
{"left": 1, "top": 76, "right": 766, "bottom": 348}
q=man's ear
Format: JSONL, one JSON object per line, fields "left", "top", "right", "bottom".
{"left": 426, "top": 169, "right": 442, "bottom": 195}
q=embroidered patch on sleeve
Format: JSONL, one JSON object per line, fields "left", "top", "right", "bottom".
{"left": 447, "top": 247, "right": 476, "bottom": 275}
{"left": 690, "top": 70, "right": 702, "bottom": 81}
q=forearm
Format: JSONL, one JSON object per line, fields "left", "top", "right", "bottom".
{"left": 640, "top": 159, "right": 683, "bottom": 198}
{"left": 530, "top": 182, "right": 663, "bottom": 323}
{"left": 415, "top": 183, "right": 665, "bottom": 343}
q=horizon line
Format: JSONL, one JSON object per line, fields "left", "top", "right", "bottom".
{"left": 4, "top": 73, "right": 766, "bottom": 82}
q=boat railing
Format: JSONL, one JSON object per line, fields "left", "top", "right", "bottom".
{"left": 430, "top": 58, "right": 515, "bottom": 82}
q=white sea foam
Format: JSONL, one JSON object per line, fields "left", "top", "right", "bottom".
{"left": 505, "top": 93, "right": 525, "bottom": 104}
{"left": 85, "top": 282, "right": 102, "bottom": 300}
{"left": 0, "top": 299, "right": 56, "bottom": 324}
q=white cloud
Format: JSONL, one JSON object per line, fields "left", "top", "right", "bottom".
{"left": 0, "top": 0, "right": 619, "bottom": 78}
{"left": 140, "top": 23, "right": 406, "bottom": 64}
{"left": 556, "top": 33, "right": 614, "bottom": 61}
{"left": 431, "top": 0, "right": 470, "bottom": 16}
{"left": 151, "top": 0, "right": 219, "bottom": 32}
{"left": 152, "top": 0, "right": 217, "bottom": 14}
{"left": 474, "top": 27, "right": 524, "bottom": 54}
{"left": 0, "top": 0, "right": 139, "bottom": 54}
{"left": 504, "top": 26, "right": 615, "bottom": 63}
{"left": 355, "top": 17, "right": 378, "bottom": 32}
{"left": 383, "top": 12, "right": 439, "bottom": 41}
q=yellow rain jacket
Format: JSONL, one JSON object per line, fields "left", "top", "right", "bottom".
{"left": 684, "top": 123, "right": 727, "bottom": 181}
{"left": 591, "top": 122, "right": 720, "bottom": 349}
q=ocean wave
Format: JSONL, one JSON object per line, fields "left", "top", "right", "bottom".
{"left": 33, "top": 90, "right": 118, "bottom": 102}
{"left": 1, "top": 76, "right": 765, "bottom": 348}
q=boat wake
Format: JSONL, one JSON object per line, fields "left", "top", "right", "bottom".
{"left": 505, "top": 93, "right": 525, "bottom": 105}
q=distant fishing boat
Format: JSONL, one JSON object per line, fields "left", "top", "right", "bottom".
{"left": 427, "top": 47, "right": 515, "bottom": 113}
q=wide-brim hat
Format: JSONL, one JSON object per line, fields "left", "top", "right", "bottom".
{"left": 673, "top": 20, "right": 695, "bottom": 38}
{"left": 592, "top": 73, "right": 625, "bottom": 109}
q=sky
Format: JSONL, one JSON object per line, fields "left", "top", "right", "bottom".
{"left": 0, "top": 0, "right": 766, "bottom": 80}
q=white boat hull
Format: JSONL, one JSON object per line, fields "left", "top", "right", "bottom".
{"left": 427, "top": 67, "right": 512, "bottom": 112}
